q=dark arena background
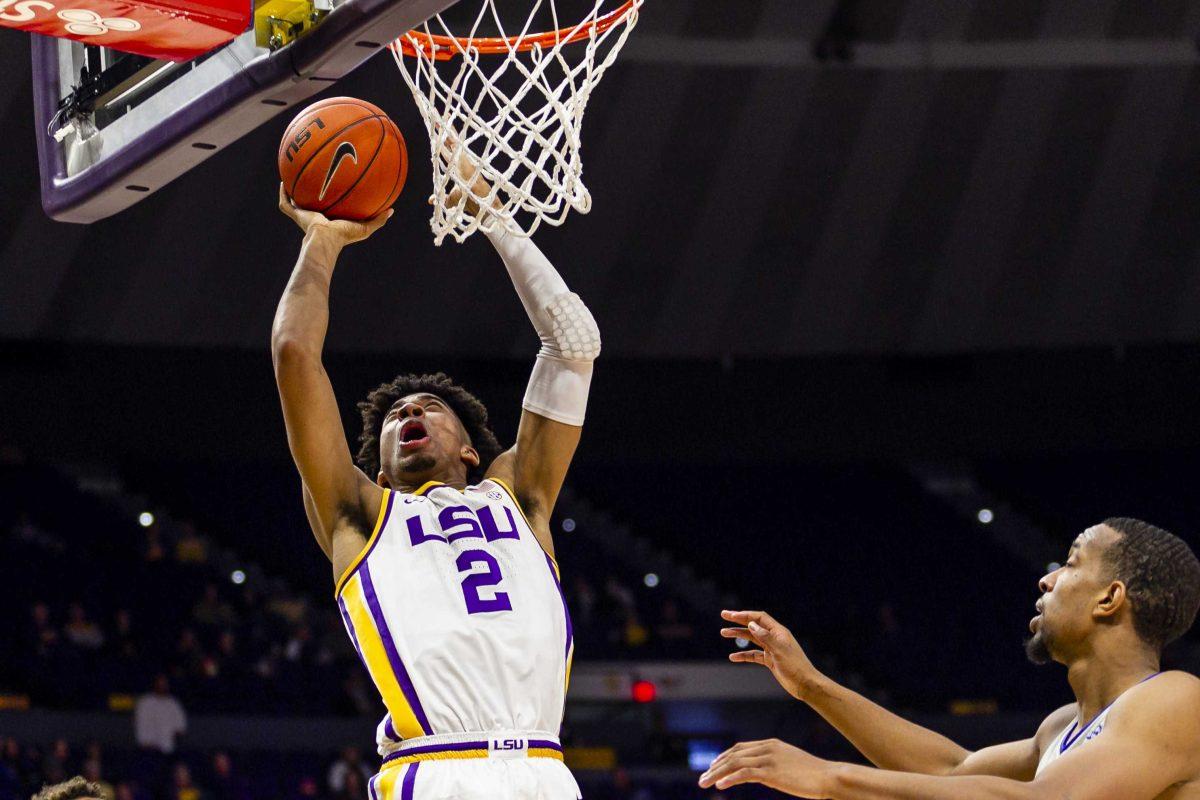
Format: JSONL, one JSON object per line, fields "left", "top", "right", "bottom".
{"left": 4, "top": 2, "right": 1200, "bottom": 799}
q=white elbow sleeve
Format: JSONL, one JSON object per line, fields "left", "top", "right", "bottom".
{"left": 485, "top": 229, "right": 600, "bottom": 426}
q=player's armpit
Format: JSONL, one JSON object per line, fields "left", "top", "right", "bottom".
{"left": 302, "top": 482, "right": 332, "bottom": 560}
{"left": 1029, "top": 673, "right": 1200, "bottom": 800}
{"left": 949, "top": 704, "right": 1074, "bottom": 780}
{"left": 486, "top": 411, "right": 582, "bottom": 555}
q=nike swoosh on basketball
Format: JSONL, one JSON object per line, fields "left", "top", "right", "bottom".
{"left": 318, "top": 141, "right": 358, "bottom": 202}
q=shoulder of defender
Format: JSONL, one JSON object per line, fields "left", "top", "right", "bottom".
{"left": 1034, "top": 702, "right": 1077, "bottom": 749}
{"left": 1108, "top": 671, "right": 1200, "bottom": 738}
{"left": 1123, "top": 671, "right": 1200, "bottom": 707}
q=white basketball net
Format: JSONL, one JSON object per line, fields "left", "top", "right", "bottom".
{"left": 388, "top": 0, "right": 641, "bottom": 245}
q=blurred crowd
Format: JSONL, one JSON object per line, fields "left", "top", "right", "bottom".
{"left": 0, "top": 737, "right": 396, "bottom": 800}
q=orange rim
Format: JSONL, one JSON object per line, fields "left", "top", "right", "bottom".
{"left": 397, "top": 0, "right": 639, "bottom": 61}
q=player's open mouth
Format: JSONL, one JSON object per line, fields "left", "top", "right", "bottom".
{"left": 399, "top": 420, "right": 430, "bottom": 451}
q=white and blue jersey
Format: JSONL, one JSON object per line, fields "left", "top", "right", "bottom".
{"left": 1036, "top": 673, "right": 1161, "bottom": 778}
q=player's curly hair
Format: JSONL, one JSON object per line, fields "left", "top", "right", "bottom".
{"left": 32, "top": 777, "right": 104, "bottom": 800}
{"left": 1102, "top": 517, "right": 1200, "bottom": 650}
{"left": 357, "top": 372, "right": 503, "bottom": 485}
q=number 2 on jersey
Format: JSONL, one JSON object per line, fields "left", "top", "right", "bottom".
{"left": 456, "top": 550, "right": 512, "bottom": 614}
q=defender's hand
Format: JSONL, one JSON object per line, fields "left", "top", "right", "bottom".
{"left": 278, "top": 184, "right": 392, "bottom": 246}
{"left": 721, "top": 610, "right": 822, "bottom": 701}
{"left": 699, "top": 739, "right": 835, "bottom": 797}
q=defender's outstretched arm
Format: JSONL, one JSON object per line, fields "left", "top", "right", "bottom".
{"left": 272, "top": 186, "right": 388, "bottom": 565}
{"left": 699, "top": 671, "right": 1200, "bottom": 800}
{"left": 720, "top": 610, "right": 1062, "bottom": 779}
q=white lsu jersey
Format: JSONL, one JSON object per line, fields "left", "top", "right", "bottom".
{"left": 334, "top": 478, "right": 578, "bottom": 800}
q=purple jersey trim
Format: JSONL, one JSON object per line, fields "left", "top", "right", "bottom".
{"left": 384, "top": 715, "right": 399, "bottom": 742}
{"left": 335, "top": 490, "right": 396, "bottom": 600}
{"left": 544, "top": 553, "right": 574, "bottom": 662}
{"left": 361, "top": 562, "right": 434, "bottom": 736}
{"left": 336, "top": 597, "right": 367, "bottom": 668}
{"left": 400, "top": 762, "right": 419, "bottom": 800}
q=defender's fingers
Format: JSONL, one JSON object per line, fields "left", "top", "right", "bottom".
{"left": 707, "top": 741, "right": 765, "bottom": 773}
{"left": 702, "top": 751, "right": 769, "bottom": 789}
{"left": 722, "top": 610, "right": 779, "bottom": 630}
{"left": 728, "top": 650, "right": 767, "bottom": 665}
{"left": 720, "top": 627, "right": 763, "bottom": 645}
{"left": 715, "top": 767, "right": 763, "bottom": 790}
{"left": 748, "top": 620, "right": 771, "bottom": 640}
{"left": 720, "top": 627, "right": 752, "bottom": 638}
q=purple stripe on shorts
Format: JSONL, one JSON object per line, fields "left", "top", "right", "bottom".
{"left": 361, "top": 562, "right": 433, "bottom": 736}
{"left": 384, "top": 741, "right": 486, "bottom": 762}
{"left": 383, "top": 737, "right": 562, "bottom": 763}
{"left": 401, "top": 762, "right": 419, "bottom": 800}
{"left": 544, "top": 553, "right": 574, "bottom": 662}
{"left": 337, "top": 597, "right": 367, "bottom": 668}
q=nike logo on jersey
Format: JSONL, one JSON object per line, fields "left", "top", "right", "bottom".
{"left": 319, "top": 141, "right": 358, "bottom": 201}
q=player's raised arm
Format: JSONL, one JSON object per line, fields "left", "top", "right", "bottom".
{"left": 452, "top": 160, "right": 599, "bottom": 550}
{"left": 483, "top": 227, "right": 597, "bottom": 539}
{"left": 719, "top": 609, "right": 1049, "bottom": 779}
{"left": 272, "top": 185, "right": 389, "bottom": 560}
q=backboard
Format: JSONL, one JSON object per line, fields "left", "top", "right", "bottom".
{"left": 32, "top": 0, "right": 456, "bottom": 223}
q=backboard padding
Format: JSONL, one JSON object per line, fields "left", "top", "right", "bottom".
{"left": 33, "top": 0, "right": 456, "bottom": 223}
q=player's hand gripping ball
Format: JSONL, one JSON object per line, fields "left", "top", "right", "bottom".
{"left": 278, "top": 97, "right": 408, "bottom": 221}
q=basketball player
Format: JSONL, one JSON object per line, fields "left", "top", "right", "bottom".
{"left": 700, "top": 518, "right": 1200, "bottom": 799}
{"left": 271, "top": 166, "right": 598, "bottom": 799}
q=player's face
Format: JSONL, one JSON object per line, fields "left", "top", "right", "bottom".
{"left": 1026, "top": 524, "right": 1121, "bottom": 664}
{"left": 377, "top": 393, "right": 479, "bottom": 487}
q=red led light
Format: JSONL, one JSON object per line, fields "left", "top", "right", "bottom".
{"left": 631, "top": 679, "right": 657, "bottom": 703}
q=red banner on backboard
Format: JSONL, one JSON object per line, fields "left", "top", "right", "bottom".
{"left": 0, "top": 0, "right": 249, "bottom": 61}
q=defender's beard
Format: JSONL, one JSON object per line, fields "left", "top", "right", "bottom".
{"left": 1024, "top": 632, "right": 1052, "bottom": 665}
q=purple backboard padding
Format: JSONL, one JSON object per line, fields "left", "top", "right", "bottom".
{"left": 33, "top": 0, "right": 455, "bottom": 222}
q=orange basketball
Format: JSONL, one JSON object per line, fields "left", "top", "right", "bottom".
{"left": 278, "top": 97, "right": 407, "bottom": 221}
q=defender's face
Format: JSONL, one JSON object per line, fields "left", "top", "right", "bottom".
{"left": 378, "top": 393, "right": 477, "bottom": 486}
{"left": 1028, "top": 524, "right": 1121, "bottom": 663}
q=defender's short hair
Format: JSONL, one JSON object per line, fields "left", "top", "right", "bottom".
{"left": 33, "top": 777, "right": 103, "bottom": 800}
{"left": 1102, "top": 517, "right": 1200, "bottom": 650}
{"left": 357, "top": 372, "right": 503, "bottom": 485}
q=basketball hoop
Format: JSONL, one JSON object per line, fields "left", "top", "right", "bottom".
{"left": 388, "top": 0, "right": 642, "bottom": 245}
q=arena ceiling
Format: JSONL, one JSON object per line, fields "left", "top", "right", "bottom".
{"left": 3, "top": 0, "right": 1200, "bottom": 358}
